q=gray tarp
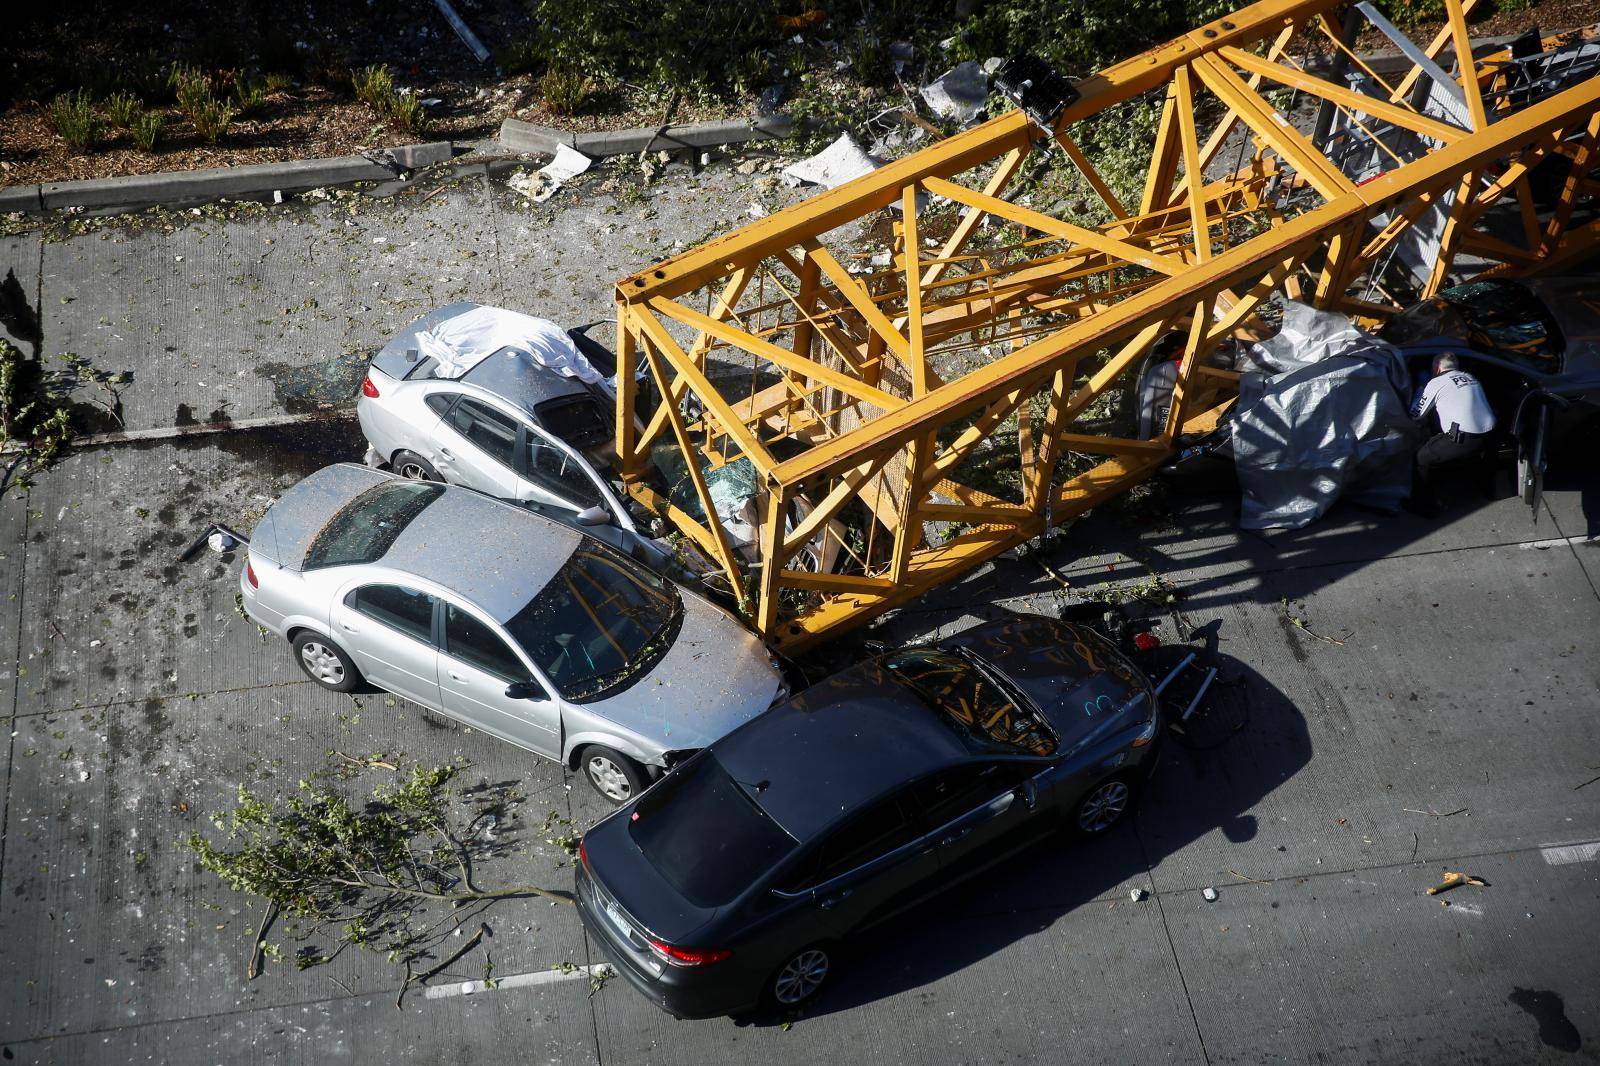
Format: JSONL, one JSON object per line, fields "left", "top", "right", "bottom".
{"left": 1233, "top": 302, "right": 1417, "bottom": 529}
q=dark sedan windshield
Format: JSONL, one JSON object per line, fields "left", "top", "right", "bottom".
{"left": 629, "top": 752, "right": 798, "bottom": 908}
{"left": 303, "top": 481, "right": 443, "bottom": 570}
{"left": 504, "top": 544, "right": 682, "bottom": 702}
{"left": 884, "top": 649, "right": 1057, "bottom": 757}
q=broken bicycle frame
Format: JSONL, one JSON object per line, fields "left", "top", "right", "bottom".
{"left": 611, "top": 0, "right": 1600, "bottom": 650}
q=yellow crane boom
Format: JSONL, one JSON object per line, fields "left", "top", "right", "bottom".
{"left": 611, "top": 0, "right": 1600, "bottom": 650}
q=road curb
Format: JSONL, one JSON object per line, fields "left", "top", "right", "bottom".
{"left": 499, "top": 115, "right": 792, "bottom": 159}
{"left": 0, "top": 141, "right": 455, "bottom": 216}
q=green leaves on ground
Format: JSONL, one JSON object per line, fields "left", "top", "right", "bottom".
{"left": 186, "top": 762, "right": 571, "bottom": 979}
{"left": 0, "top": 339, "right": 75, "bottom": 497}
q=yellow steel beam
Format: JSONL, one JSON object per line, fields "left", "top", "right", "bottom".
{"left": 1217, "top": 45, "right": 1467, "bottom": 143}
{"left": 923, "top": 176, "right": 1186, "bottom": 275}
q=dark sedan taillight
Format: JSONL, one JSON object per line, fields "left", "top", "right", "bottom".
{"left": 361, "top": 374, "right": 380, "bottom": 398}
{"left": 244, "top": 559, "right": 259, "bottom": 589}
{"left": 645, "top": 938, "right": 732, "bottom": 968}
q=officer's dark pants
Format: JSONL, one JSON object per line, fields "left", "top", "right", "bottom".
{"left": 1413, "top": 429, "right": 1491, "bottom": 503}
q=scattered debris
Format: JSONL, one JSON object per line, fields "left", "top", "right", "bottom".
{"left": 1202, "top": 887, "right": 1219, "bottom": 902}
{"left": 1427, "top": 870, "right": 1488, "bottom": 896}
{"left": 1129, "top": 887, "right": 1147, "bottom": 902}
{"left": 782, "top": 133, "right": 881, "bottom": 190}
{"left": 1402, "top": 807, "right": 1468, "bottom": 818}
{"left": 431, "top": 0, "right": 491, "bottom": 62}
{"left": 1228, "top": 869, "right": 1271, "bottom": 886}
{"left": 920, "top": 61, "right": 988, "bottom": 125}
{"left": 508, "top": 144, "right": 593, "bottom": 203}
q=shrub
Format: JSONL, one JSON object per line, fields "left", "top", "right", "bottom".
{"left": 263, "top": 72, "right": 294, "bottom": 93}
{"left": 529, "top": 0, "right": 783, "bottom": 96}
{"left": 168, "top": 65, "right": 237, "bottom": 145}
{"left": 103, "top": 91, "right": 143, "bottom": 128}
{"left": 388, "top": 92, "right": 429, "bottom": 136}
{"left": 190, "top": 97, "right": 237, "bottom": 144}
{"left": 131, "top": 112, "right": 163, "bottom": 151}
{"left": 541, "top": 64, "right": 589, "bottom": 116}
{"left": 233, "top": 76, "right": 268, "bottom": 117}
{"left": 353, "top": 65, "right": 428, "bottom": 136}
{"left": 352, "top": 64, "right": 395, "bottom": 110}
{"left": 48, "top": 90, "right": 101, "bottom": 150}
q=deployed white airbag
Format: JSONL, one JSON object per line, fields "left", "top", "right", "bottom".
{"left": 415, "top": 305, "right": 607, "bottom": 385}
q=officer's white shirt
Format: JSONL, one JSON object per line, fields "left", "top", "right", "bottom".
{"left": 1412, "top": 370, "right": 1496, "bottom": 434}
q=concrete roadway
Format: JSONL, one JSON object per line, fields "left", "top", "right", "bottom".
{"left": 0, "top": 163, "right": 1596, "bottom": 1064}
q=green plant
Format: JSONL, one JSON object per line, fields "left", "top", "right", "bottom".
{"left": 103, "top": 91, "right": 143, "bottom": 128}
{"left": 48, "top": 90, "right": 101, "bottom": 150}
{"left": 0, "top": 339, "right": 75, "bottom": 496}
{"left": 352, "top": 64, "right": 395, "bottom": 110}
{"left": 186, "top": 762, "right": 571, "bottom": 983}
{"left": 540, "top": 64, "right": 589, "bottom": 116}
{"left": 131, "top": 112, "right": 163, "bottom": 151}
{"left": 388, "top": 92, "right": 429, "bottom": 136}
{"left": 169, "top": 63, "right": 214, "bottom": 115}
{"left": 352, "top": 65, "right": 428, "bottom": 135}
{"left": 233, "top": 76, "right": 268, "bottom": 117}
{"left": 262, "top": 72, "right": 294, "bottom": 93}
{"left": 190, "top": 97, "right": 237, "bottom": 145}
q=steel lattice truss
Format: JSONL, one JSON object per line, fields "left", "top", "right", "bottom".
{"left": 611, "top": 0, "right": 1600, "bottom": 650}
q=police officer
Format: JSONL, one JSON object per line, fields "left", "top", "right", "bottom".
{"left": 1407, "top": 353, "right": 1496, "bottom": 515}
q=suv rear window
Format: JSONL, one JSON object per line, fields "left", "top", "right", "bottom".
{"left": 630, "top": 753, "right": 797, "bottom": 908}
{"left": 304, "top": 481, "right": 442, "bottom": 570}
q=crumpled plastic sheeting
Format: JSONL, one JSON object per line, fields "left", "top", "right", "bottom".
{"left": 1232, "top": 301, "right": 1417, "bottom": 529}
{"left": 920, "top": 60, "right": 988, "bottom": 125}
{"left": 782, "top": 133, "right": 883, "bottom": 189}
{"left": 415, "top": 305, "right": 607, "bottom": 385}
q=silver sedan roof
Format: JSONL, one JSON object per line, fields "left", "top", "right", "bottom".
{"left": 253, "top": 464, "right": 580, "bottom": 622}
{"left": 387, "top": 481, "right": 579, "bottom": 622}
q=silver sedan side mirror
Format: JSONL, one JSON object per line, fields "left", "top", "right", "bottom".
{"left": 574, "top": 505, "right": 611, "bottom": 526}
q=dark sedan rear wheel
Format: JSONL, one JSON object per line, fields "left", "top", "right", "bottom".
{"left": 767, "top": 945, "right": 832, "bottom": 1011}
{"left": 392, "top": 450, "right": 441, "bottom": 482}
{"left": 1073, "top": 774, "right": 1137, "bottom": 835}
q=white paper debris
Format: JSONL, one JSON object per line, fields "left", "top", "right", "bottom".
{"left": 921, "top": 60, "right": 989, "bottom": 125}
{"left": 508, "top": 144, "right": 593, "bottom": 203}
{"left": 782, "top": 134, "right": 882, "bottom": 190}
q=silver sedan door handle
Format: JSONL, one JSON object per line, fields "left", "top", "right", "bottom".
{"left": 447, "top": 670, "right": 467, "bottom": 682}
{"left": 438, "top": 447, "right": 455, "bottom": 460}
{"left": 339, "top": 620, "right": 360, "bottom": 633}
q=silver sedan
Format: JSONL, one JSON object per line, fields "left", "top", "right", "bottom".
{"left": 239, "top": 463, "right": 785, "bottom": 802}
{"left": 357, "top": 302, "right": 633, "bottom": 530}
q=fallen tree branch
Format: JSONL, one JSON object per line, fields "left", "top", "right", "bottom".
{"left": 247, "top": 901, "right": 279, "bottom": 980}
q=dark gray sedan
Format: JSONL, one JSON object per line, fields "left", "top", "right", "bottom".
{"left": 576, "top": 614, "right": 1161, "bottom": 1018}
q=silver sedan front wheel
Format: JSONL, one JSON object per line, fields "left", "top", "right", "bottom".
{"left": 772, "top": 948, "right": 830, "bottom": 1007}
{"left": 299, "top": 640, "right": 345, "bottom": 685}
{"left": 1077, "top": 779, "right": 1131, "bottom": 833}
{"left": 587, "top": 755, "right": 630, "bottom": 801}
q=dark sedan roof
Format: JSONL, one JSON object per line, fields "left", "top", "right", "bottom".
{"left": 712, "top": 660, "right": 973, "bottom": 842}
